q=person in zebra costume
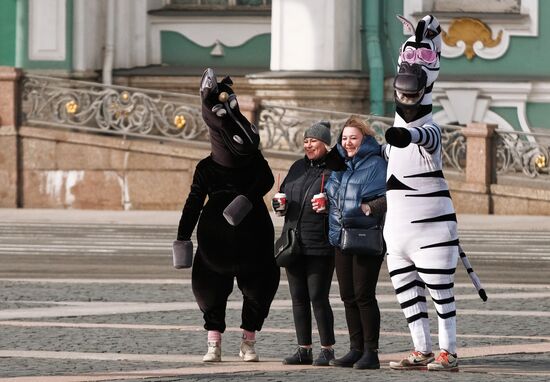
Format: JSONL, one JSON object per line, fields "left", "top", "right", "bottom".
{"left": 383, "top": 14, "right": 484, "bottom": 372}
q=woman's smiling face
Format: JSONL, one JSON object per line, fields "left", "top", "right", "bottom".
{"left": 303, "top": 138, "right": 327, "bottom": 160}
{"left": 341, "top": 126, "right": 363, "bottom": 158}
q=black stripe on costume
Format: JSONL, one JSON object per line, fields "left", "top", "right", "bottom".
{"left": 404, "top": 170, "right": 444, "bottom": 179}
{"left": 459, "top": 251, "right": 466, "bottom": 258}
{"left": 406, "top": 190, "right": 451, "bottom": 198}
{"left": 400, "top": 295, "right": 427, "bottom": 309}
{"left": 425, "top": 282, "right": 454, "bottom": 290}
{"left": 420, "top": 238, "right": 460, "bottom": 249}
{"left": 436, "top": 310, "right": 456, "bottom": 319}
{"left": 432, "top": 296, "right": 455, "bottom": 305}
{"left": 414, "top": 127, "right": 424, "bottom": 143}
{"left": 407, "top": 312, "right": 429, "bottom": 323}
{"left": 412, "top": 213, "right": 457, "bottom": 224}
{"left": 395, "top": 280, "right": 425, "bottom": 295}
{"left": 389, "top": 264, "right": 416, "bottom": 277}
{"left": 416, "top": 266, "right": 456, "bottom": 275}
{"left": 387, "top": 175, "right": 417, "bottom": 191}
{"left": 467, "top": 268, "right": 473, "bottom": 273}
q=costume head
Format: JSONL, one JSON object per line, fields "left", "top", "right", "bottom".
{"left": 394, "top": 15, "right": 441, "bottom": 123}
{"left": 304, "top": 120, "right": 331, "bottom": 145}
{"left": 200, "top": 68, "right": 260, "bottom": 167}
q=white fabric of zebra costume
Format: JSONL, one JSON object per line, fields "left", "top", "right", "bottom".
{"left": 383, "top": 15, "right": 459, "bottom": 355}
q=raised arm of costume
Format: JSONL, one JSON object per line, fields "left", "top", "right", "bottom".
{"left": 176, "top": 165, "right": 208, "bottom": 241}
{"left": 385, "top": 123, "right": 441, "bottom": 154}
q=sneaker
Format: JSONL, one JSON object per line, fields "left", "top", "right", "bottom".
{"left": 239, "top": 340, "right": 259, "bottom": 362}
{"left": 329, "top": 349, "right": 362, "bottom": 367}
{"left": 427, "top": 350, "right": 458, "bottom": 372}
{"left": 389, "top": 351, "right": 435, "bottom": 370}
{"left": 283, "top": 347, "right": 313, "bottom": 365}
{"left": 203, "top": 341, "right": 221, "bottom": 362}
{"left": 312, "top": 348, "right": 335, "bottom": 367}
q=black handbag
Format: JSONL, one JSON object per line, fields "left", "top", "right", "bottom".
{"left": 274, "top": 228, "right": 301, "bottom": 267}
{"left": 341, "top": 225, "right": 384, "bottom": 256}
{"left": 274, "top": 177, "right": 316, "bottom": 267}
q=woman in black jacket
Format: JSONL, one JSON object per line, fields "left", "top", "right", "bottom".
{"left": 273, "top": 121, "right": 336, "bottom": 367}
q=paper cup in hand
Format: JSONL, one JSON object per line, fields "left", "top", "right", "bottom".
{"left": 312, "top": 192, "right": 327, "bottom": 212}
{"left": 273, "top": 192, "right": 287, "bottom": 212}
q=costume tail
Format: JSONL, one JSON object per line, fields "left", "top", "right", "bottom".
{"left": 459, "top": 245, "right": 488, "bottom": 301}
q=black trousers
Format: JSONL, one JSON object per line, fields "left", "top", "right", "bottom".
{"left": 286, "top": 255, "right": 335, "bottom": 346}
{"left": 335, "top": 249, "right": 384, "bottom": 351}
{"left": 192, "top": 253, "right": 280, "bottom": 333}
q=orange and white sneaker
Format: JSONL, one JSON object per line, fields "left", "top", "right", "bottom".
{"left": 389, "top": 351, "right": 435, "bottom": 370}
{"left": 427, "top": 350, "right": 458, "bottom": 372}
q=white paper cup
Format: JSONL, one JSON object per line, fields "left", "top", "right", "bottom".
{"left": 312, "top": 192, "right": 327, "bottom": 212}
{"left": 273, "top": 192, "right": 287, "bottom": 212}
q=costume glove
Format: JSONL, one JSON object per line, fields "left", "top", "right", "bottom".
{"left": 385, "top": 127, "right": 412, "bottom": 148}
{"left": 172, "top": 240, "right": 193, "bottom": 269}
{"left": 223, "top": 194, "right": 253, "bottom": 226}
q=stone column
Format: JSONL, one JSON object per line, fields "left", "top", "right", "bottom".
{"left": 270, "top": 0, "right": 361, "bottom": 71}
{"left": 461, "top": 122, "right": 497, "bottom": 214}
{"left": 0, "top": 66, "right": 22, "bottom": 207}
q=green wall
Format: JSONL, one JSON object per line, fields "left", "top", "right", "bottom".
{"left": 0, "top": 0, "right": 17, "bottom": 66}
{"left": 18, "top": 0, "right": 73, "bottom": 70}
{"left": 161, "top": 31, "right": 271, "bottom": 69}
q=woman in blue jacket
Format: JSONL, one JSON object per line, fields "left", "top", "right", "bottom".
{"left": 325, "top": 115, "right": 387, "bottom": 369}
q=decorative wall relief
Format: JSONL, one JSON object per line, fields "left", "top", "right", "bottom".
{"left": 442, "top": 18, "right": 502, "bottom": 60}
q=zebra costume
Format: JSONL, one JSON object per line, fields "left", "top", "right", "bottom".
{"left": 383, "top": 14, "right": 458, "bottom": 355}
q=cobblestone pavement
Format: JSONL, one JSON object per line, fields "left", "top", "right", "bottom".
{"left": 0, "top": 210, "right": 549, "bottom": 381}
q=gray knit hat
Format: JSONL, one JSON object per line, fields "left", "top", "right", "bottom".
{"left": 304, "top": 120, "right": 331, "bottom": 145}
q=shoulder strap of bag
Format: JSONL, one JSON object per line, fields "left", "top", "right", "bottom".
{"left": 294, "top": 175, "right": 317, "bottom": 229}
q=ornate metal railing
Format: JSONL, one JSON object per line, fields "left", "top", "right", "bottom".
{"left": 258, "top": 102, "right": 467, "bottom": 173}
{"left": 21, "top": 74, "right": 209, "bottom": 142}
{"left": 20, "top": 75, "right": 550, "bottom": 179}
{"left": 495, "top": 130, "right": 550, "bottom": 178}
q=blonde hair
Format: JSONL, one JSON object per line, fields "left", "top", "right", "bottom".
{"left": 343, "top": 115, "right": 376, "bottom": 137}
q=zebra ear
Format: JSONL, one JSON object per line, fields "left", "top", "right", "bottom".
{"left": 397, "top": 14, "right": 415, "bottom": 35}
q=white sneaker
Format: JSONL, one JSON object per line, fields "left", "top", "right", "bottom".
{"left": 203, "top": 341, "right": 221, "bottom": 362}
{"left": 239, "top": 340, "right": 259, "bottom": 362}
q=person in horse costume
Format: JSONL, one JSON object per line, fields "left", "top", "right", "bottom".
{"left": 173, "top": 68, "right": 280, "bottom": 362}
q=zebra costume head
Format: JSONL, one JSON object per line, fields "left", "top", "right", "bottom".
{"left": 394, "top": 15, "right": 442, "bottom": 123}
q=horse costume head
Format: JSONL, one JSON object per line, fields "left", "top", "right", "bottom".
{"left": 200, "top": 68, "right": 260, "bottom": 167}
{"left": 394, "top": 15, "right": 441, "bottom": 123}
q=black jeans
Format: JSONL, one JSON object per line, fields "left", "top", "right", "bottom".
{"left": 286, "top": 255, "right": 335, "bottom": 346}
{"left": 335, "top": 248, "right": 384, "bottom": 351}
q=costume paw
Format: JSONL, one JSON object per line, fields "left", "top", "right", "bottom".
{"left": 172, "top": 240, "right": 193, "bottom": 269}
{"left": 223, "top": 195, "right": 253, "bottom": 226}
{"left": 385, "top": 127, "right": 411, "bottom": 148}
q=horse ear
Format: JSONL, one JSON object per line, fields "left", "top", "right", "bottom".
{"left": 221, "top": 76, "right": 233, "bottom": 87}
{"left": 396, "top": 14, "right": 415, "bottom": 35}
{"left": 200, "top": 68, "right": 218, "bottom": 100}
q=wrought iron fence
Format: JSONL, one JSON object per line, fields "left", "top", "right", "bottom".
{"left": 20, "top": 75, "right": 550, "bottom": 179}
{"left": 495, "top": 130, "right": 550, "bottom": 178}
{"left": 258, "top": 102, "right": 467, "bottom": 173}
{"left": 21, "top": 74, "right": 209, "bottom": 143}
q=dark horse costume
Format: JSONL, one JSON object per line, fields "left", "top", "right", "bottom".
{"left": 175, "top": 68, "right": 280, "bottom": 335}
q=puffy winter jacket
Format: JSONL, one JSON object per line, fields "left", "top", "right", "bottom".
{"left": 279, "top": 156, "right": 333, "bottom": 256}
{"left": 325, "top": 135, "right": 387, "bottom": 247}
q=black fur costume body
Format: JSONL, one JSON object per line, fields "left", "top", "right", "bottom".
{"left": 176, "top": 69, "right": 280, "bottom": 333}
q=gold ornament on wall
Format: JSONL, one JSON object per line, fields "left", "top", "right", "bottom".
{"left": 174, "top": 115, "right": 186, "bottom": 129}
{"left": 442, "top": 18, "right": 503, "bottom": 60}
{"left": 535, "top": 154, "right": 547, "bottom": 169}
{"left": 65, "top": 100, "right": 78, "bottom": 114}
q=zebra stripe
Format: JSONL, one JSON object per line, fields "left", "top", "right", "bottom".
{"left": 420, "top": 238, "right": 460, "bottom": 249}
{"left": 395, "top": 279, "right": 426, "bottom": 294}
{"left": 416, "top": 267, "right": 456, "bottom": 275}
{"left": 436, "top": 310, "right": 456, "bottom": 319}
{"left": 400, "top": 295, "right": 427, "bottom": 309}
{"left": 432, "top": 296, "right": 455, "bottom": 305}
{"left": 406, "top": 312, "right": 429, "bottom": 323}
{"left": 389, "top": 264, "right": 417, "bottom": 277}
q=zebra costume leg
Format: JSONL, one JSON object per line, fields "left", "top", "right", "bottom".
{"left": 388, "top": 245, "right": 459, "bottom": 354}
